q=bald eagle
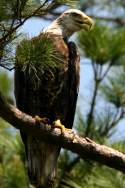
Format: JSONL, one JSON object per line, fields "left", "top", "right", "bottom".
{"left": 15, "top": 9, "right": 93, "bottom": 188}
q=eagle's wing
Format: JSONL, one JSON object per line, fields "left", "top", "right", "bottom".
{"left": 15, "top": 65, "right": 61, "bottom": 188}
{"left": 65, "top": 41, "right": 80, "bottom": 128}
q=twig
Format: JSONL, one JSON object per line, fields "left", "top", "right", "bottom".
{"left": 0, "top": 64, "right": 15, "bottom": 71}
{"left": 85, "top": 61, "right": 100, "bottom": 136}
{"left": 0, "top": 0, "right": 55, "bottom": 45}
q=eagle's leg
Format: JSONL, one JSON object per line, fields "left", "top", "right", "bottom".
{"left": 35, "top": 115, "right": 50, "bottom": 124}
{"left": 53, "top": 119, "right": 72, "bottom": 134}
{"left": 35, "top": 116, "right": 72, "bottom": 134}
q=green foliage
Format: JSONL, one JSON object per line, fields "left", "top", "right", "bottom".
{"left": 0, "top": 72, "right": 12, "bottom": 97}
{"left": 78, "top": 24, "right": 125, "bottom": 65}
{"left": 57, "top": 0, "right": 78, "bottom": 6}
{"left": 16, "top": 33, "right": 63, "bottom": 85}
{"left": 0, "top": 120, "right": 28, "bottom": 188}
{"left": 86, "top": 165, "right": 125, "bottom": 188}
{"left": 0, "top": 71, "right": 28, "bottom": 188}
{"left": 0, "top": 71, "right": 14, "bottom": 104}
{"left": 1, "top": 0, "right": 125, "bottom": 188}
{"left": 0, "top": 0, "right": 78, "bottom": 21}
{"left": 57, "top": 143, "right": 125, "bottom": 188}
{"left": 0, "top": 0, "right": 38, "bottom": 20}
{"left": 112, "top": 140, "right": 125, "bottom": 152}
{"left": 100, "top": 69, "right": 125, "bottom": 108}
{"left": 0, "top": 0, "right": 13, "bottom": 20}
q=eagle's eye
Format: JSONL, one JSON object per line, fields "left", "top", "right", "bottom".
{"left": 76, "top": 20, "right": 84, "bottom": 24}
{"left": 71, "top": 12, "right": 79, "bottom": 17}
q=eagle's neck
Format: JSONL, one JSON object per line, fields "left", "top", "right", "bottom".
{"left": 45, "top": 19, "right": 74, "bottom": 41}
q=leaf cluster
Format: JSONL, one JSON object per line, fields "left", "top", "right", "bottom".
{"left": 16, "top": 33, "right": 63, "bottom": 85}
{"left": 100, "top": 70, "right": 125, "bottom": 108}
{"left": 0, "top": 71, "right": 27, "bottom": 188}
{"left": 57, "top": 139, "right": 125, "bottom": 188}
{"left": 0, "top": 120, "right": 28, "bottom": 188}
{"left": 78, "top": 24, "right": 125, "bottom": 65}
{"left": 0, "top": 0, "right": 39, "bottom": 20}
{"left": 57, "top": 0, "right": 78, "bottom": 6}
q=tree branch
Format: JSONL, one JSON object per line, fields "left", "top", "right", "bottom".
{"left": 85, "top": 62, "right": 100, "bottom": 136}
{"left": 0, "top": 92, "right": 125, "bottom": 173}
{"left": 0, "top": 0, "right": 57, "bottom": 46}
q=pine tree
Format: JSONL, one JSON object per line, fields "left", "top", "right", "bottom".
{"left": 1, "top": 0, "right": 125, "bottom": 188}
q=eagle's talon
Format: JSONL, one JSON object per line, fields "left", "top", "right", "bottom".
{"left": 35, "top": 115, "right": 50, "bottom": 124}
{"left": 53, "top": 119, "right": 72, "bottom": 134}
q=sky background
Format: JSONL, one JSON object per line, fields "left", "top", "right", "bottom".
{"left": 14, "top": 17, "right": 125, "bottom": 141}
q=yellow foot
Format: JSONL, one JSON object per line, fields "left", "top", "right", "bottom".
{"left": 35, "top": 115, "right": 50, "bottom": 124}
{"left": 53, "top": 119, "right": 71, "bottom": 134}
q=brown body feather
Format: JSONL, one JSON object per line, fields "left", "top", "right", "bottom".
{"left": 14, "top": 33, "right": 80, "bottom": 187}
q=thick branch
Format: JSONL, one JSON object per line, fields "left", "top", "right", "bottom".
{"left": 0, "top": 92, "right": 125, "bottom": 173}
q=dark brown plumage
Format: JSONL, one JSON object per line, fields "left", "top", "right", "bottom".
{"left": 14, "top": 9, "right": 93, "bottom": 188}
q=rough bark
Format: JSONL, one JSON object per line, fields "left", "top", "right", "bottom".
{"left": 0, "top": 91, "right": 125, "bottom": 173}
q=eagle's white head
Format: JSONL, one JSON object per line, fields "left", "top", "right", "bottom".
{"left": 46, "top": 9, "right": 93, "bottom": 39}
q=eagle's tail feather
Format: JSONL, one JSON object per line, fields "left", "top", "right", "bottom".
{"left": 27, "top": 136, "right": 60, "bottom": 188}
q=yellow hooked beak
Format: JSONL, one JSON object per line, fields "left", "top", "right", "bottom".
{"left": 82, "top": 16, "right": 93, "bottom": 31}
{"left": 76, "top": 15, "right": 93, "bottom": 31}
